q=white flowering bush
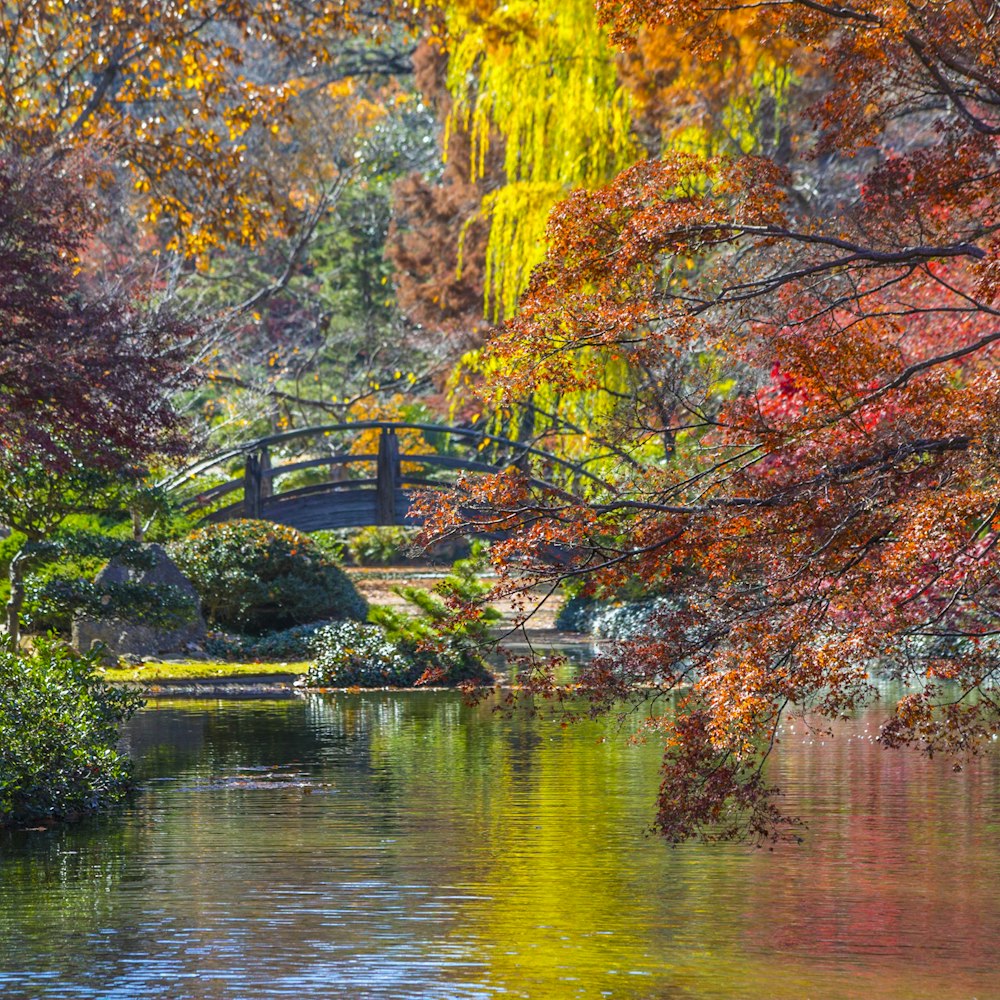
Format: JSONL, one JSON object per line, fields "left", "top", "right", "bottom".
{"left": 305, "top": 621, "right": 421, "bottom": 687}
{"left": 303, "top": 546, "right": 499, "bottom": 689}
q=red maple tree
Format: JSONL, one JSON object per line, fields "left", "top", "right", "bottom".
{"left": 0, "top": 151, "right": 188, "bottom": 470}
{"left": 419, "top": 0, "right": 1000, "bottom": 841}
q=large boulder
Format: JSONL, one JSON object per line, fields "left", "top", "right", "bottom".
{"left": 72, "top": 544, "right": 207, "bottom": 658}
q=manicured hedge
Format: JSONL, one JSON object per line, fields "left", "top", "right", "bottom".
{"left": 171, "top": 519, "right": 367, "bottom": 634}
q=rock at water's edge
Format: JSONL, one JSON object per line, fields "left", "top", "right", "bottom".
{"left": 72, "top": 544, "right": 206, "bottom": 658}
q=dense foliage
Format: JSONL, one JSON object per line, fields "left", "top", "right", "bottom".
{"left": 307, "top": 545, "right": 499, "bottom": 687}
{"left": 171, "top": 520, "right": 367, "bottom": 633}
{"left": 307, "top": 620, "right": 422, "bottom": 687}
{"left": 0, "top": 642, "right": 143, "bottom": 827}
{"left": 347, "top": 526, "right": 418, "bottom": 566}
{"left": 0, "top": 0, "right": 397, "bottom": 253}
{"left": 0, "top": 155, "right": 188, "bottom": 469}
{"left": 204, "top": 621, "right": 330, "bottom": 662}
{"left": 24, "top": 573, "right": 196, "bottom": 637}
{"left": 0, "top": 464, "right": 195, "bottom": 643}
{"left": 418, "top": 1, "right": 1000, "bottom": 841}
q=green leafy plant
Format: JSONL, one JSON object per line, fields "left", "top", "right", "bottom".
{"left": 306, "top": 620, "right": 421, "bottom": 687}
{"left": 171, "top": 519, "right": 367, "bottom": 634}
{"left": 6, "top": 529, "right": 195, "bottom": 640}
{"left": 0, "top": 640, "right": 144, "bottom": 827}
{"left": 307, "top": 543, "right": 499, "bottom": 687}
{"left": 554, "top": 593, "right": 597, "bottom": 633}
{"left": 24, "top": 575, "right": 196, "bottom": 635}
{"left": 0, "top": 461, "right": 184, "bottom": 643}
{"left": 347, "top": 526, "right": 418, "bottom": 566}
{"left": 19, "top": 555, "right": 104, "bottom": 633}
{"left": 204, "top": 621, "right": 331, "bottom": 661}
{"left": 374, "top": 542, "right": 501, "bottom": 680}
{"left": 309, "top": 530, "right": 349, "bottom": 565}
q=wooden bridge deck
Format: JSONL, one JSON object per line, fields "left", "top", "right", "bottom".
{"left": 163, "top": 421, "right": 605, "bottom": 532}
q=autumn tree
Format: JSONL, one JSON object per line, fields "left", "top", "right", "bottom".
{"left": 390, "top": 2, "right": 629, "bottom": 337}
{"left": 384, "top": 1, "right": 660, "bottom": 468}
{"left": 0, "top": 151, "right": 187, "bottom": 468}
{"left": 0, "top": 0, "right": 416, "bottom": 253}
{"left": 386, "top": 39, "right": 495, "bottom": 343}
{"left": 420, "top": 0, "right": 1000, "bottom": 842}
{"left": 401, "top": 0, "right": 793, "bottom": 468}
{"left": 430, "top": 0, "right": 637, "bottom": 320}
{"left": 0, "top": 3, "right": 455, "bottom": 456}
{"left": 0, "top": 148, "right": 192, "bottom": 639}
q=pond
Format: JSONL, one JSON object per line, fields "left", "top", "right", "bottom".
{"left": 1, "top": 690, "right": 998, "bottom": 999}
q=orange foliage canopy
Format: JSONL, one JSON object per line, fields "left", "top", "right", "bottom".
{"left": 419, "top": 0, "right": 1000, "bottom": 841}
{"left": 0, "top": 0, "right": 385, "bottom": 253}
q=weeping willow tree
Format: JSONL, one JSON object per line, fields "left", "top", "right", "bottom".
{"left": 440, "top": 0, "right": 637, "bottom": 322}
{"left": 434, "top": 0, "right": 792, "bottom": 309}
{"left": 431, "top": 1, "right": 795, "bottom": 479}
{"left": 424, "top": 0, "right": 639, "bottom": 474}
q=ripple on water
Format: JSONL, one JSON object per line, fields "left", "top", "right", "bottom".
{"left": 1, "top": 692, "right": 998, "bottom": 1000}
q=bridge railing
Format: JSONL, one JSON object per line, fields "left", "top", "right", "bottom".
{"left": 163, "top": 421, "right": 608, "bottom": 532}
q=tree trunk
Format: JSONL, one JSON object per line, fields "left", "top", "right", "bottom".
{"left": 5, "top": 547, "right": 29, "bottom": 647}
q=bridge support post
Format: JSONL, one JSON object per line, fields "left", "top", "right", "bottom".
{"left": 243, "top": 448, "right": 271, "bottom": 518}
{"left": 376, "top": 428, "right": 400, "bottom": 525}
{"left": 260, "top": 448, "right": 272, "bottom": 502}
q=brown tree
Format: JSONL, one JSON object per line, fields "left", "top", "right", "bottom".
{"left": 387, "top": 40, "right": 495, "bottom": 342}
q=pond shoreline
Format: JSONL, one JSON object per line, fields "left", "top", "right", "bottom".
{"left": 126, "top": 674, "right": 301, "bottom": 697}
{"left": 103, "top": 623, "right": 597, "bottom": 695}
{"left": 115, "top": 676, "right": 554, "bottom": 698}
{"left": 91, "top": 561, "right": 594, "bottom": 688}
{"left": 121, "top": 676, "right": 494, "bottom": 697}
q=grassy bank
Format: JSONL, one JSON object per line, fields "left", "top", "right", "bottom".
{"left": 101, "top": 661, "right": 308, "bottom": 682}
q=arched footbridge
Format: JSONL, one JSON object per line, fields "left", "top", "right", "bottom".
{"left": 163, "top": 421, "right": 606, "bottom": 532}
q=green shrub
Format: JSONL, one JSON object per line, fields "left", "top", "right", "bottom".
{"left": 0, "top": 640, "right": 143, "bottom": 827}
{"left": 309, "top": 530, "right": 349, "bottom": 564}
{"left": 204, "top": 621, "right": 329, "bottom": 661}
{"left": 306, "top": 543, "right": 498, "bottom": 688}
{"left": 5, "top": 521, "right": 193, "bottom": 636}
{"left": 18, "top": 555, "right": 104, "bottom": 634}
{"left": 171, "top": 519, "right": 367, "bottom": 634}
{"left": 306, "top": 621, "right": 423, "bottom": 687}
{"left": 347, "top": 525, "right": 417, "bottom": 566}
{"left": 24, "top": 576, "right": 197, "bottom": 635}
{"left": 554, "top": 593, "right": 597, "bottom": 633}
{"left": 365, "top": 605, "right": 496, "bottom": 686}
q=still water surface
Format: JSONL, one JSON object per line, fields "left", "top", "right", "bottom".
{"left": 1, "top": 691, "right": 999, "bottom": 1000}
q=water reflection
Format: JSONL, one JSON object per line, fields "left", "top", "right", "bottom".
{"left": 0, "top": 691, "right": 997, "bottom": 999}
